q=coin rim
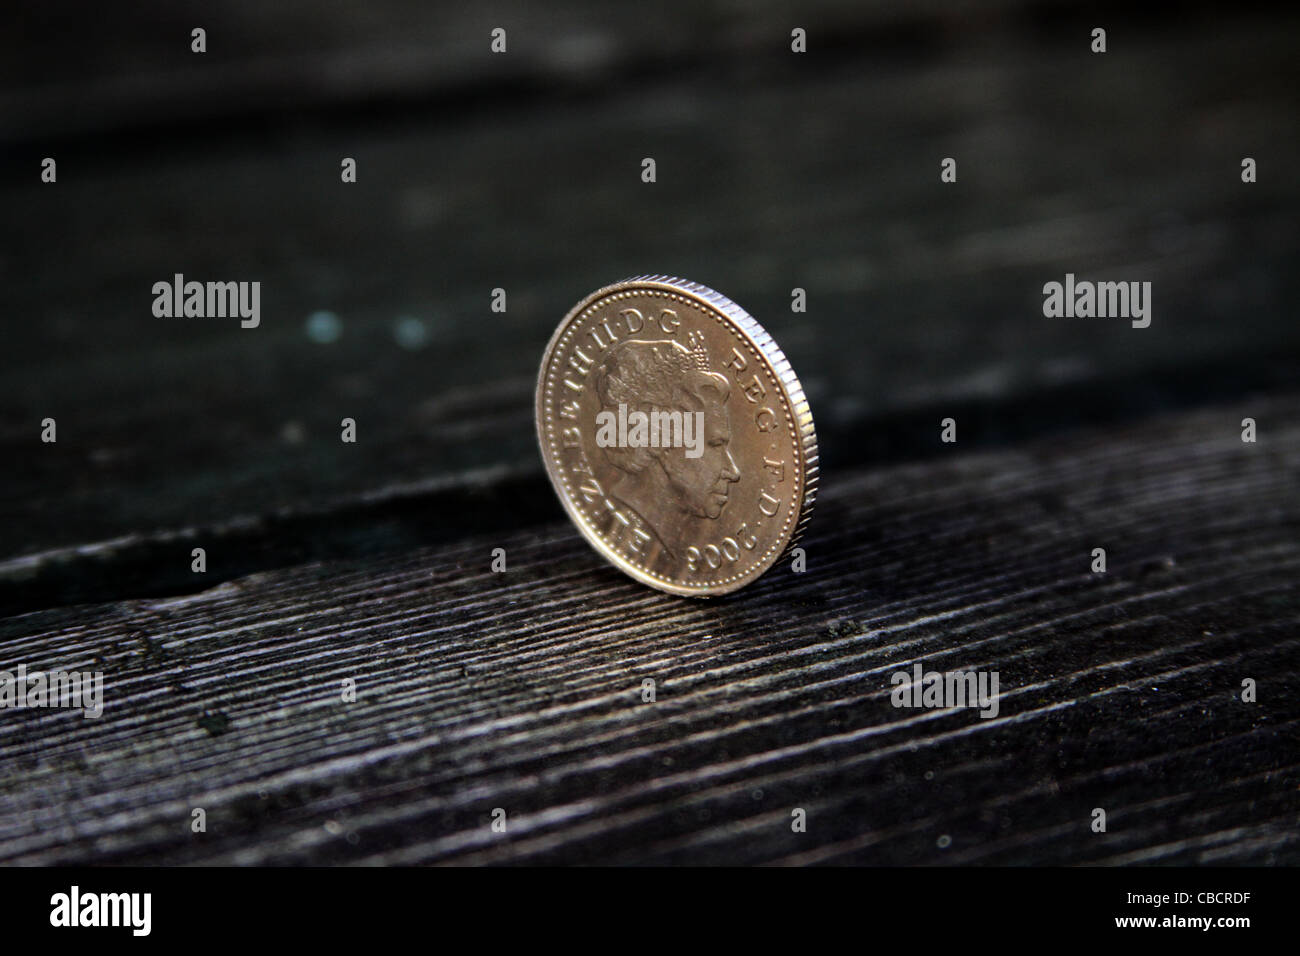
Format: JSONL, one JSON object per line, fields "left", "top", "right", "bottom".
{"left": 536, "top": 275, "right": 819, "bottom": 597}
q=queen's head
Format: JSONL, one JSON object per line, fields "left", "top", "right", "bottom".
{"left": 595, "top": 335, "right": 740, "bottom": 520}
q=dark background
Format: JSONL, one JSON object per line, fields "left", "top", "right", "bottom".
{"left": 0, "top": 1, "right": 1296, "bottom": 864}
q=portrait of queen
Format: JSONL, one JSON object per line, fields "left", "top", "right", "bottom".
{"left": 593, "top": 333, "right": 741, "bottom": 557}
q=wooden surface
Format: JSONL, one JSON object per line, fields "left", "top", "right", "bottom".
{"left": 3, "top": 8, "right": 1298, "bottom": 611}
{"left": 0, "top": 2, "right": 1297, "bottom": 864}
{"left": 2, "top": 398, "right": 1297, "bottom": 864}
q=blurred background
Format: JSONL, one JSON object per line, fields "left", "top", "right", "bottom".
{"left": 1, "top": 0, "right": 1297, "bottom": 614}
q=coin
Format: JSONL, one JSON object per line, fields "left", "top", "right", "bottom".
{"left": 536, "top": 276, "right": 818, "bottom": 596}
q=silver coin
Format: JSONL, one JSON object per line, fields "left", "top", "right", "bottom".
{"left": 536, "top": 276, "right": 818, "bottom": 595}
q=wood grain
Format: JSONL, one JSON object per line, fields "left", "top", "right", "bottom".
{"left": 2, "top": 396, "right": 1296, "bottom": 864}
{"left": 2, "top": 0, "right": 1296, "bottom": 868}
{"left": 2, "top": 11, "right": 1297, "bottom": 601}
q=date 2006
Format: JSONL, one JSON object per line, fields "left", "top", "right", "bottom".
{"left": 685, "top": 523, "right": 759, "bottom": 572}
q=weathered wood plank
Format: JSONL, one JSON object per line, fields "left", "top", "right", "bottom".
{"left": 2, "top": 395, "right": 1295, "bottom": 864}
{"left": 0, "top": 0, "right": 1116, "bottom": 146}
{"left": 2, "top": 13, "right": 1297, "bottom": 605}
